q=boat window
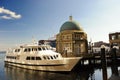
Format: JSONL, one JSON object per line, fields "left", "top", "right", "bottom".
{"left": 56, "top": 55, "right": 58, "bottom": 57}
{"left": 15, "top": 49, "right": 17, "bottom": 52}
{"left": 26, "top": 56, "right": 42, "bottom": 60}
{"left": 28, "top": 48, "right": 31, "bottom": 52}
{"left": 36, "top": 57, "right": 42, "bottom": 60}
{"left": 18, "top": 49, "right": 20, "bottom": 52}
{"left": 14, "top": 56, "right": 16, "bottom": 59}
{"left": 50, "top": 56, "right": 53, "bottom": 59}
{"left": 26, "top": 57, "right": 30, "bottom": 60}
{"left": 38, "top": 47, "right": 42, "bottom": 51}
{"left": 42, "top": 47, "right": 46, "bottom": 50}
{"left": 15, "top": 49, "right": 20, "bottom": 52}
{"left": 54, "top": 55, "right": 56, "bottom": 59}
{"left": 24, "top": 48, "right": 27, "bottom": 52}
{"left": 31, "top": 57, "right": 35, "bottom": 60}
{"left": 6, "top": 56, "right": 16, "bottom": 59}
{"left": 32, "top": 48, "right": 37, "bottom": 51}
{"left": 43, "top": 56, "right": 46, "bottom": 60}
{"left": 47, "top": 56, "right": 50, "bottom": 59}
{"left": 35, "top": 48, "right": 37, "bottom": 51}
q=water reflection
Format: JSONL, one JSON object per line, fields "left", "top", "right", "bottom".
{"left": 4, "top": 66, "right": 95, "bottom": 80}
{"left": 108, "top": 48, "right": 120, "bottom": 80}
{"left": 108, "top": 64, "right": 120, "bottom": 80}
{"left": 108, "top": 60, "right": 120, "bottom": 79}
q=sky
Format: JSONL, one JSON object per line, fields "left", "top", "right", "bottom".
{"left": 0, "top": 0, "right": 120, "bottom": 50}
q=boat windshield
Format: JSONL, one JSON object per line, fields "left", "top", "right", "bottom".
{"left": 41, "top": 46, "right": 50, "bottom": 50}
{"left": 14, "top": 49, "right": 20, "bottom": 52}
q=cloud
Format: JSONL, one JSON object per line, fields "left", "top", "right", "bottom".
{"left": 0, "top": 7, "right": 22, "bottom": 19}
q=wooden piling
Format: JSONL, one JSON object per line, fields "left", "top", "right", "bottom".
{"left": 111, "top": 48, "right": 119, "bottom": 76}
{"left": 101, "top": 47, "right": 108, "bottom": 80}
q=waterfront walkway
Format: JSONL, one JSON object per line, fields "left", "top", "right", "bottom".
{"left": 80, "top": 48, "right": 120, "bottom": 80}
{"left": 77, "top": 48, "right": 120, "bottom": 66}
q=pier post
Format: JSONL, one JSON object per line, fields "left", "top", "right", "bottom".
{"left": 109, "top": 47, "right": 120, "bottom": 80}
{"left": 88, "top": 59, "right": 92, "bottom": 65}
{"left": 101, "top": 46, "right": 107, "bottom": 80}
{"left": 111, "top": 47, "right": 119, "bottom": 76}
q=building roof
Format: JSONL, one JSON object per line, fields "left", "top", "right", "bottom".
{"left": 59, "top": 16, "right": 83, "bottom": 32}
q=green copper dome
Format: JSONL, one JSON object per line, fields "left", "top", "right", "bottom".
{"left": 60, "top": 21, "right": 83, "bottom": 32}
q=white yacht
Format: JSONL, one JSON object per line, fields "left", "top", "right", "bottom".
{"left": 4, "top": 44, "right": 82, "bottom": 72}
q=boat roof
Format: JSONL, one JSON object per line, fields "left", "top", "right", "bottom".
{"left": 20, "top": 44, "right": 51, "bottom": 48}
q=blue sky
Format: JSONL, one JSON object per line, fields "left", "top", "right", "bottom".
{"left": 0, "top": 0, "right": 120, "bottom": 50}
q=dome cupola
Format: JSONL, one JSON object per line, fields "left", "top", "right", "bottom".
{"left": 60, "top": 16, "right": 83, "bottom": 32}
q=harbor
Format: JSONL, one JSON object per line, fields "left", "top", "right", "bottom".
{"left": 1, "top": 49, "right": 120, "bottom": 80}
{"left": 1, "top": 0, "right": 120, "bottom": 80}
{"left": 1, "top": 15, "right": 120, "bottom": 80}
{"left": 0, "top": 15, "right": 120, "bottom": 80}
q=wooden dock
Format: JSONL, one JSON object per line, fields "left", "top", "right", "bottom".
{"left": 78, "top": 50, "right": 120, "bottom": 66}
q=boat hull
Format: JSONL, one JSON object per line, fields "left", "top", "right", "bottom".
{"left": 5, "top": 57, "right": 81, "bottom": 72}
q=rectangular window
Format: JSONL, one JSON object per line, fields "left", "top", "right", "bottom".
{"left": 42, "top": 47, "right": 46, "bottom": 50}
{"left": 26, "top": 57, "right": 30, "bottom": 60}
{"left": 18, "top": 49, "right": 20, "bottom": 52}
{"left": 24, "top": 49, "right": 27, "bottom": 52}
{"left": 28, "top": 48, "right": 31, "bottom": 52}
{"left": 111, "top": 35, "right": 116, "bottom": 40}
{"left": 15, "top": 49, "right": 17, "bottom": 52}
{"left": 31, "top": 57, "right": 35, "bottom": 60}
{"left": 43, "top": 56, "right": 46, "bottom": 59}
{"left": 118, "top": 34, "right": 120, "bottom": 39}
{"left": 50, "top": 56, "right": 53, "bottom": 59}
{"left": 32, "top": 48, "right": 37, "bottom": 51}
{"left": 38, "top": 47, "right": 42, "bottom": 51}
{"left": 36, "top": 57, "right": 42, "bottom": 60}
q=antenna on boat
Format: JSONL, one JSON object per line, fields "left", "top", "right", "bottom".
{"left": 32, "top": 36, "right": 38, "bottom": 45}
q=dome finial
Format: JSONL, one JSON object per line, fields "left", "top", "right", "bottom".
{"left": 69, "top": 15, "right": 72, "bottom": 21}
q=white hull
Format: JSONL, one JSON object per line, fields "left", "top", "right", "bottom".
{"left": 5, "top": 44, "right": 82, "bottom": 72}
{"left": 5, "top": 57, "right": 81, "bottom": 72}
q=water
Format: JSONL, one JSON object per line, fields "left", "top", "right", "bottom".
{"left": 0, "top": 52, "right": 119, "bottom": 80}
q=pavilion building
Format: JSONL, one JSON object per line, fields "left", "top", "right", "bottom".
{"left": 56, "top": 16, "right": 88, "bottom": 57}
